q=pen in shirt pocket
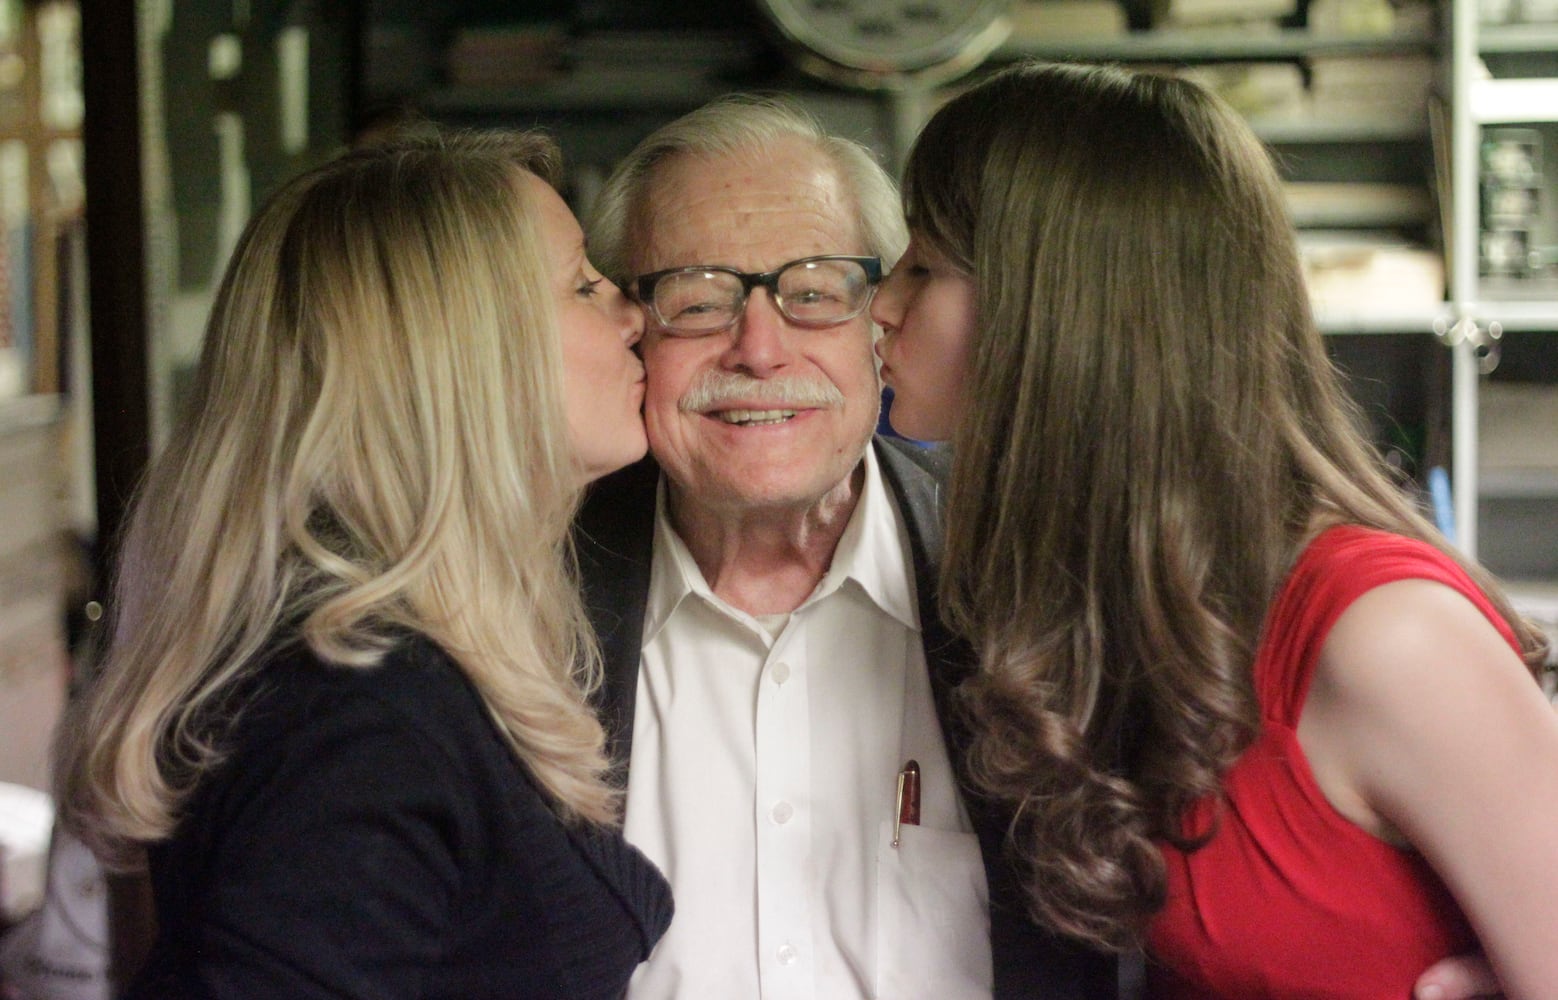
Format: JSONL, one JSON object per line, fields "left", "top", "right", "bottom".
{"left": 892, "top": 760, "right": 920, "bottom": 848}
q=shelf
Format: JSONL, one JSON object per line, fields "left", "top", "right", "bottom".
{"left": 994, "top": 25, "right": 1434, "bottom": 64}
{"left": 1507, "top": 578, "right": 1558, "bottom": 618}
{"left": 1480, "top": 467, "right": 1558, "bottom": 498}
{"left": 1252, "top": 115, "right": 1429, "bottom": 144}
{"left": 1470, "top": 77, "right": 1558, "bottom": 123}
{"left": 420, "top": 70, "right": 736, "bottom": 115}
{"left": 1287, "top": 180, "right": 1434, "bottom": 227}
{"left": 1314, "top": 305, "right": 1447, "bottom": 335}
{"left": 1505, "top": 580, "right": 1558, "bottom": 673}
{"left": 0, "top": 394, "right": 61, "bottom": 436}
{"left": 1479, "top": 23, "right": 1558, "bottom": 54}
{"left": 1474, "top": 298, "right": 1558, "bottom": 329}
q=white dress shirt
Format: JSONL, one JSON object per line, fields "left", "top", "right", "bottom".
{"left": 623, "top": 447, "right": 992, "bottom": 999}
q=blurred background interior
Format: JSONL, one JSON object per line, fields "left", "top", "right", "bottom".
{"left": 0, "top": 0, "right": 1556, "bottom": 990}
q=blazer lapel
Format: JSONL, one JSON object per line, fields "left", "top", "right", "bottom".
{"left": 574, "top": 456, "right": 661, "bottom": 782}
{"left": 874, "top": 437, "right": 1122, "bottom": 1000}
{"left": 872, "top": 437, "right": 974, "bottom": 730}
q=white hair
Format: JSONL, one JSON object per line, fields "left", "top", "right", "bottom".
{"left": 587, "top": 93, "right": 908, "bottom": 284}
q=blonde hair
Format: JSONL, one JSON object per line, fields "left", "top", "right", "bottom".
{"left": 905, "top": 62, "right": 1551, "bottom": 950}
{"left": 57, "top": 126, "right": 619, "bottom": 869}
{"left": 586, "top": 93, "right": 907, "bottom": 282}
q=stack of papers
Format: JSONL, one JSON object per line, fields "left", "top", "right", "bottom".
{"left": 1298, "top": 230, "right": 1444, "bottom": 316}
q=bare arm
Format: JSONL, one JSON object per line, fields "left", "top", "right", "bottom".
{"left": 1299, "top": 579, "right": 1558, "bottom": 999}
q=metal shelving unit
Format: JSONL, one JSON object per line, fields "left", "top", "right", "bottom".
{"left": 953, "top": 11, "right": 1456, "bottom": 506}
{"left": 1451, "top": 0, "right": 1558, "bottom": 605}
{"left": 993, "top": 24, "right": 1436, "bottom": 63}
{"left": 384, "top": 4, "right": 1558, "bottom": 589}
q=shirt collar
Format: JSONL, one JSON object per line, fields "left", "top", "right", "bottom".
{"left": 642, "top": 443, "right": 922, "bottom": 646}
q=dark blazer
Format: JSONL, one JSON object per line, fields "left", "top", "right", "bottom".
{"left": 574, "top": 436, "right": 1120, "bottom": 1000}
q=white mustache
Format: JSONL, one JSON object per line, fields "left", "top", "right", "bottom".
{"left": 679, "top": 371, "right": 844, "bottom": 412}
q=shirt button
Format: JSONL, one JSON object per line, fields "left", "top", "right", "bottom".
{"left": 770, "top": 801, "right": 794, "bottom": 825}
{"left": 771, "top": 661, "right": 791, "bottom": 685}
{"left": 777, "top": 943, "right": 799, "bottom": 966}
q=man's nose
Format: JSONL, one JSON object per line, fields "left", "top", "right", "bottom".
{"left": 720, "top": 288, "right": 793, "bottom": 375}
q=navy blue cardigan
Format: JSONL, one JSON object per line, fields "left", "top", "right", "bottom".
{"left": 133, "top": 636, "right": 671, "bottom": 999}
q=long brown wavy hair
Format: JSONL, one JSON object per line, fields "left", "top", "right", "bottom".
{"left": 905, "top": 61, "right": 1551, "bottom": 951}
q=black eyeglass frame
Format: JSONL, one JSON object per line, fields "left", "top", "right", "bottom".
{"left": 631, "top": 254, "right": 884, "bottom": 333}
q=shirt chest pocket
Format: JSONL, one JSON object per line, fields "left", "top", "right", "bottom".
{"left": 875, "top": 822, "right": 993, "bottom": 1000}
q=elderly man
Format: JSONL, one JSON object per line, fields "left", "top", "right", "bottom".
{"left": 575, "top": 94, "right": 1111, "bottom": 1000}
{"left": 571, "top": 94, "right": 1505, "bottom": 1000}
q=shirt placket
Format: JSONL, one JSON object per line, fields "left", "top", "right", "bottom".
{"left": 753, "top": 626, "right": 813, "bottom": 999}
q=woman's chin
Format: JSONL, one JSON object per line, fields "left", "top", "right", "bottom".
{"left": 577, "top": 434, "right": 649, "bottom": 486}
{"left": 886, "top": 406, "right": 950, "bottom": 444}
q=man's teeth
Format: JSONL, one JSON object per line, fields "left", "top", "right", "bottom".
{"left": 716, "top": 408, "right": 797, "bottom": 426}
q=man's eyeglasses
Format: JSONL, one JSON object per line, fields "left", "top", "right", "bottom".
{"left": 632, "top": 255, "right": 883, "bottom": 335}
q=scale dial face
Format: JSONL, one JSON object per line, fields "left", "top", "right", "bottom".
{"left": 755, "top": 0, "right": 1012, "bottom": 89}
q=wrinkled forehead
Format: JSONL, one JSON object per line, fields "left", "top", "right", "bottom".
{"left": 629, "top": 138, "right": 866, "bottom": 276}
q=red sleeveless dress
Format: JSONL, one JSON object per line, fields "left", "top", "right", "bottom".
{"left": 1146, "top": 526, "right": 1519, "bottom": 998}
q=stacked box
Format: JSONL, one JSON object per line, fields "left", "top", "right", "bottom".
{"left": 1481, "top": 129, "right": 1544, "bottom": 278}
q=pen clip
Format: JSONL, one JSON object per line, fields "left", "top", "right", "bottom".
{"left": 892, "top": 759, "right": 921, "bottom": 849}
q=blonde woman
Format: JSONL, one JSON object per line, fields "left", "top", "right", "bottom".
{"left": 871, "top": 62, "right": 1558, "bottom": 997}
{"left": 54, "top": 128, "right": 669, "bottom": 998}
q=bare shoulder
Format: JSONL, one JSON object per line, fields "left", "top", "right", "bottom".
{"left": 1307, "top": 576, "right": 1545, "bottom": 759}
{"left": 1316, "top": 577, "right": 1528, "bottom": 703}
{"left": 1299, "top": 578, "right": 1547, "bottom": 837}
